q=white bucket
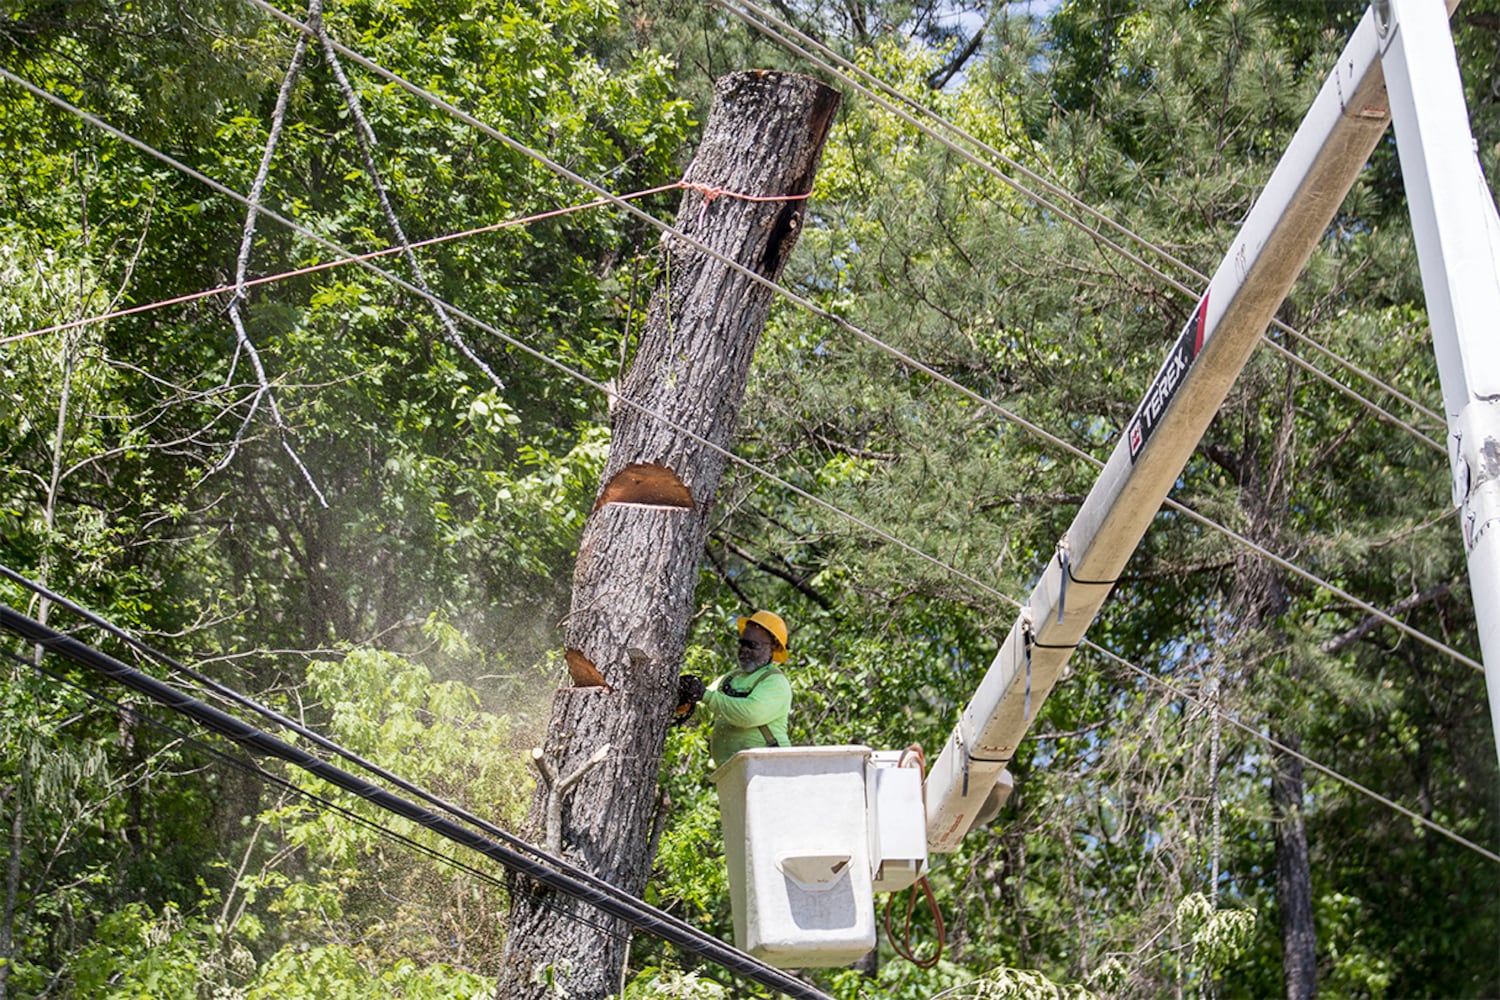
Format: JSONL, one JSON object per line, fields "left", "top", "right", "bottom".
{"left": 710, "top": 746, "right": 877, "bottom": 968}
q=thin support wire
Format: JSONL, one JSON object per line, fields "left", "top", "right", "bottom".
{"left": 221, "top": 5, "right": 1481, "bottom": 676}
{"left": 0, "top": 60, "right": 1489, "bottom": 857}
{"left": 719, "top": 0, "right": 1447, "bottom": 435}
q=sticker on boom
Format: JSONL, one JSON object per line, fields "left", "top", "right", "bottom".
{"left": 1127, "top": 293, "right": 1209, "bottom": 463}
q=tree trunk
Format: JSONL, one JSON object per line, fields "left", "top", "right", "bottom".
{"left": 0, "top": 780, "right": 21, "bottom": 1000}
{"left": 1273, "top": 734, "right": 1317, "bottom": 1000}
{"left": 1210, "top": 361, "right": 1319, "bottom": 1000}
{"left": 495, "top": 70, "right": 839, "bottom": 1000}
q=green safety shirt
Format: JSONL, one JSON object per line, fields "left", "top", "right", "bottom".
{"left": 701, "top": 663, "right": 791, "bottom": 768}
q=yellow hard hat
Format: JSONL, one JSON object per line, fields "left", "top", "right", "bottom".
{"left": 736, "top": 610, "right": 789, "bottom": 663}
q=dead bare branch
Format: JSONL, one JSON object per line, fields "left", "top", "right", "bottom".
{"left": 319, "top": 28, "right": 508, "bottom": 395}
{"left": 213, "top": 0, "right": 328, "bottom": 507}
{"left": 1321, "top": 582, "right": 1456, "bottom": 655}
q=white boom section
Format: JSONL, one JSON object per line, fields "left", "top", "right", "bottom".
{"left": 926, "top": 5, "right": 1400, "bottom": 852}
{"left": 1379, "top": 0, "right": 1500, "bottom": 767}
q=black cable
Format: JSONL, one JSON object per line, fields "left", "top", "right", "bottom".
{"left": 2, "top": 566, "right": 514, "bottom": 829}
{"left": 0, "top": 568, "right": 691, "bottom": 948}
{"left": 0, "top": 644, "right": 634, "bottom": 944}
{"left": 0, "top": 603, "right": 837, "bottom": 1000}
{"left": 0, "top": 563, "right": 695, "bottom": 944}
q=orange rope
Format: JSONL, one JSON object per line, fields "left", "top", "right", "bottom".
{"left": 2, "top": 184, "right": 678, "bottom": 347}
{"left": 679, "top": 180, "right": 811, "bottom": 204}
{"left": 4, "top": 176, "right": 817, "bottom": 349}
{"left": 884, "top": 875, "right": 945, "bottom": 970}
{"left": 681, "top": 180, "right": 811, "bottom": 229}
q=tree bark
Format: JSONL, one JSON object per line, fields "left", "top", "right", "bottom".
{"left": 1212, "top": 361, "right": 1319, "bottom": 999}
{"left": 496, "top": 70, "right": 839, "bottom": 1000}
{"left": 1273, "top": 734, "right": 1317, "bottom": 1000}
{"left": 0, "top": 781, "right": 22, "bottom": 1000}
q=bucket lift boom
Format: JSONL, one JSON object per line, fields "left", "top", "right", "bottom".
{"left": 708, "top": 5, "right": 1498, "bottom": 966}
{"left": 924, "top": 0, "right": 1500, "bottom": 852}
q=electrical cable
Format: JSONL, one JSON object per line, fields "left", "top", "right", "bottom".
{"left": 712, "top": 0, "right": 1445, "bottom": 454}
{"left": 1, "top": 65, "right": 1488, "bottom": 850}
{"left": 170, "top": 8, "right": 1479, "bottom": 675}
{"left": 883, "top": 877, "right": 944, "bottom": 969}
{"left": 0, "top": 647, "right": 638, "bottom": 947}
{"left": 5, "top": 549, "right": 1493, "bottom": 877}
{"left": 722, "top": 0, "right": 1444, "bottom": 452}
{"left": 0, "top": 565, "right": 598, "bottom": 873}
{"left": 717, "top": 0, "right": 1448, "bottom": 437}
{"left": 0, "top": 602, "right": 839, "bottom": 1000}
{"left": 2, "top": 29, "right": 1489, "bottom": 856}
{"left": 9, "top": 11, "right": 1460, "bottom": 686}
{"left": 0, "top": 69, "right": 1100, "bottom": 621}
{"left": 1074, "top": 636, "right": 1500, "bottom": 864}
{"left": 50, "top": 7, "right": 1469, "bottom": 690}
{"left": 0, "top": 564, "right": 832, "bottom": 977}
{"left": 5, "top": 35, "right": 1494, "bottom": 1000}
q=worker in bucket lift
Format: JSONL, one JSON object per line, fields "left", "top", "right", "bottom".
{"left": 674, "top": 611, "right": 792, "bottom": 768}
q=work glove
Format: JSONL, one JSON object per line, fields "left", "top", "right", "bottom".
{"left": 672, "top": 674, "right": 706, "bottom": 726}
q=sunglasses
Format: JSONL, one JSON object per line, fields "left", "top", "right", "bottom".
{"left": 738, "top": 637, "right": 767, "bottom": 649}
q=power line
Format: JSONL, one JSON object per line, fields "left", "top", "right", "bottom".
{"left": 0, "top": 601, "right": 838, "bottom": 1000}
{"left": 6, "top": 424, "right": 1491, "bottom": 880}
{"left": 9, "top": 558, "right": 1496, "bottom": 931}
{"left": 198, "top": 13, "right": 1477, "bottom": 676}
{"left": 207, "top": 18, "right": 1492, "bottom": 858}
{"left": 717, "top": 0, "right": 1448, "bottom": 438}
{"left": 0, "top": 563, "right": 818, "bottom": 975}
{"left": 1074, "top": 638, "right": 1500, "bottom": 864}
{"left": 2, "top": 36, "right": 1487, "bottom": 854}
{"left": 719, "top": 0, "right": 1444, "bottom": 451}
{"left": 1, "top": 647, "right": 635, "bottom": 947}
{"left": 8, "top": 522, "right": 1496, "bottom": 881}
{"left": 0, "top": 566, "right": 582, "bottom": 871}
